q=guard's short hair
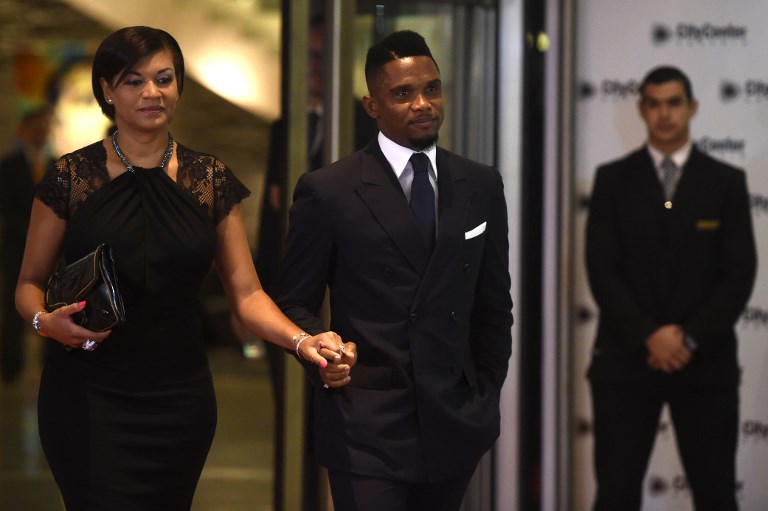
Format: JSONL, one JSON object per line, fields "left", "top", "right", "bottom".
{"left": 640, "top": 66, "right": 694, "bottom": 102}
{"left": 364, "top": 30, "right": 439, "bottom": 90}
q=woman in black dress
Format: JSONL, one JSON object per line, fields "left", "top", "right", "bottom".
{"left": 15, "top": 26, "right": 346, "bottom": 510}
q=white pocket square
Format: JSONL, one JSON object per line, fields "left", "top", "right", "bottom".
{"left": 465, "top": 222, "right": 487, "bottom": 240}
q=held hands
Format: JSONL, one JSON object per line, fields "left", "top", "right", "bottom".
{"left": 35, "top": 301, "right": 111, "bottom": 350}
{"left": 293, "top": 331, "right": 356, "bottom": 388}
{"left": 646, "top": 324, "right": 691, "bottom": 373}
{"left": 294, "top": 331, "right": 346, "bottom": 368}
{"left": 319, "top": 341, "right": 357, "bottom": 389}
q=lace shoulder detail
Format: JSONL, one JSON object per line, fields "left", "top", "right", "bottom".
{"left": 176, "top": 144, "right": 250, "bottom": 223}
{"left": 35, "top": 141, "right": 110, "bottom": 219}
{"left": 35, "top": 141, "right": 249, "bottom": 223}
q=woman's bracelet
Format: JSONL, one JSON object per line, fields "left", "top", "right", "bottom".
{"left": 292, "top": 332, "right": 312, "bottom": 360}
{"left": 32, "top": 310, "right": 47, "bottom": 335}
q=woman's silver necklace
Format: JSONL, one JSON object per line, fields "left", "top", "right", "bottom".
{"left": 111, "top": 130, "right": 174, "bottom": 173}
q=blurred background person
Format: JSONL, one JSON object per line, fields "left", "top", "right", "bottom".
{"left": 0, "top": 104, "right": 53, "bottom": 385}
{"left": 585, "top": 66, "right": 757, "bottom": 511}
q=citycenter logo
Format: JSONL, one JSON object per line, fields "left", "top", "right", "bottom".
{"left": 578, "top": 79, "right": 639, "bottom": 101}
{"left": 696, "top": 136, "right": 745, "bottom": 156}
{"left": 653, "top": 22, "right": 747, "bottom": 45}
{"left": 741, "top": 420, "right": 768, "bottom": 442}
{"left": 720, "top": 79, "right": 768, "bottom": 102}
{"left": 750, "top": 193, "right": 768, "bottom": 215}
{"left": 648, "top": 475, "right": 744, "bottom": 498}
{"left": 647, "top": 474, "right": 691, "bottom": 497}
{"left": 721, "top": 80, "right": 741, "bottom": 101}
{"left": 741, "top": 306, "right": 768, "bottom": 327}
{"left": 742, "top": 420, "right": 768, "bottom": 442}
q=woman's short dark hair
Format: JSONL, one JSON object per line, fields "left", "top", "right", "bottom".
{"left": 91, "top": 26, "right": 185, "bottom": 121}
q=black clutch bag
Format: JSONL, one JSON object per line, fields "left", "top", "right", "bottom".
{"left": 45, "top": 243, "right": 127, "bottom": 332}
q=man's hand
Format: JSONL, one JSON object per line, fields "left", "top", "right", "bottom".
{"left": 319, "top": 342, "right": 357, "bottom": 389}
{"left": 645, "top": 324, "right": 691, "bottom": 373}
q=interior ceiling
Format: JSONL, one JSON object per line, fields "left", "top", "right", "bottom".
{"left": 59, "top": 0, "right": 282, "bottom": 120}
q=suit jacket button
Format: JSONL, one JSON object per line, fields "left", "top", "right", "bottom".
{"left": 449, "top": 311, "right": 457, "bottom": 320}
{"left": 463, "top": 264, "right": 471, "bottom": 273}
{"left": 409, "top": 313, "right": 418, "bottom": 322}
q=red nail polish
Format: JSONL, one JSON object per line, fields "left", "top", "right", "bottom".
{"left": 79, "top": 301, "right": 86, "bottom": 307}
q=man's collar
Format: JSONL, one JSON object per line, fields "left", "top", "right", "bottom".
{"left": 378, "top": 132, "right": 438, "bottom": 179}
{"left": 646, "top": 140, "right": 693, "bottom": 169}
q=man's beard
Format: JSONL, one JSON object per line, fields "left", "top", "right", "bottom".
{"left": 410, "top": 132, "right": 439, "bottom": 152}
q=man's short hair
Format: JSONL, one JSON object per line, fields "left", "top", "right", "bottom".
{"left": 364, "top": 30, "right": 439, "bottom": 90}
{"left": 640, "top": 66, "right": 694, "bottom": 102}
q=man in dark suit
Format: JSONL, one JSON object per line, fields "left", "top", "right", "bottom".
{"left": 277, "top": 30, "right": 513, "bottom": 511}
{"left": 585, "top": 66, "right": 757, "bottom": 511}
{"left": 0, "top": 105, "right": 53, "bottom": 385}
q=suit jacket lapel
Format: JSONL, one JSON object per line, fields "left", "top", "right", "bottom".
{"left": 430, "top": 149, "right": 470, "bottom": 267}
{"left": 354, "top": 144, "right": 472, "bottom": 278}
{"left": 630, "top": 148, "right": 663, "bottom": 202}
{"left": 412, "top": 149, "right": 472, "bottom": 302}
{"left": 355, "top": 143, "right": 432, "bottom": 273}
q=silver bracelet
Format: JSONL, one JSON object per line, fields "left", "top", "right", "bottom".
{"left": 292, "top": 332, "right": 312, "bottom": 360}
{"left": 32, "top": 310, "right": 47, "bottom": 335}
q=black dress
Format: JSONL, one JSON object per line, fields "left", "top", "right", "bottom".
{"left": 34, "top": 140, "right": 249, "bottom": 510}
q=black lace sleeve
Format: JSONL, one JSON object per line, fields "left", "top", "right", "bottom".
{"left": 212, "top": 159, "right": 250, "bottom": 223}
{"left": 34, "top": 142, "right": 110, "bottom": 220}
{"left": 35, "top": 158, "right": 72, "bottom": 219}
{"left": 175, "top": 144, "right": 250, "bottom": 224}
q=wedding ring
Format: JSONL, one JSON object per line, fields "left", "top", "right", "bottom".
{"left": 82, "top": 339, "right": 98, "bottom": 351}
{"left": 339, "top": 343, "right": 346, "bottom": 354}
{"left": 323, "top": 383, "right": 330, "bottom": 389}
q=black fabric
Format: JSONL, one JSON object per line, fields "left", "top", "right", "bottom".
{"left": 408, "top": 152, "right": 435, "bottom": 253}
{"left": 590, "top": 379, "right": 739, "bottom": 511}
{"left": 33, "top": 140, "right": 248, "bottom": 508}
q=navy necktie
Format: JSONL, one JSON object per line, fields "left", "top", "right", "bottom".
{"left": 409, "top": 152, "right": 435, "bottom": 252}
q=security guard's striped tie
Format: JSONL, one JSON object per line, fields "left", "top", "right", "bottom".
{"left": 660, "top": 157, "right": 678, "bottom": 205}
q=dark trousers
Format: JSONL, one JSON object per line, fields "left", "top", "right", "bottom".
{"left": 327, "top": 469, "right": 474, "bottom": 511}
{"left": 590, "top": 379, "right": 739, "bottom": 511}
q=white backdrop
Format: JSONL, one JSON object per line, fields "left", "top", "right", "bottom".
{"left": 571, "top": 2, "right": 768, "bottom": 510}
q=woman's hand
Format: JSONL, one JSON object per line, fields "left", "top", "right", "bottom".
{"left": 296, "top": 331, "right": 345, "bottom": 368}
{"left": 319, "top": 341, "right": 357, "bottom": 389}
{"left": 36, "top": 301, "right": 111, "bottom": 350}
